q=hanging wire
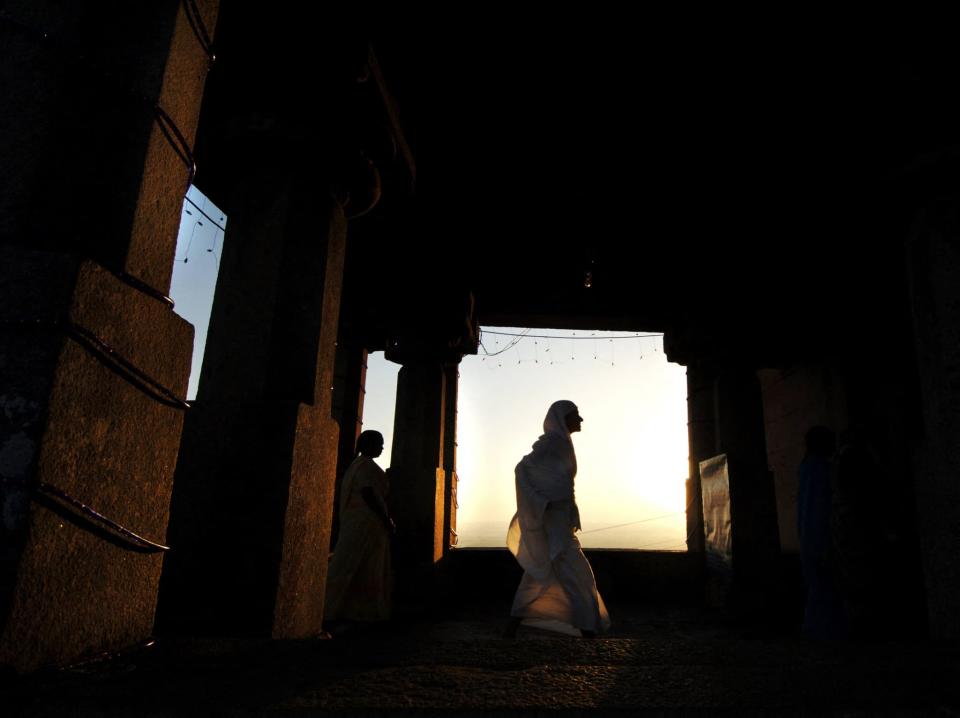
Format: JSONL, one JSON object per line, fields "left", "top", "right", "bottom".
{"left": 478, "top": 328, "right": 530, "bottom": 357}
{"left": 179, "top": 219, "right": 202, "bottom": 263}
{"left": 183, "top": 194, "right": 226, "bottom": 232}
{"left": 476, "top": 329, "right": 665, "bottom": 369}
{"left": 579, "top": 510, "right": 684, "bottom": 534}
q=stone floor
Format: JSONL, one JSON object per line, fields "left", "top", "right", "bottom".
{"left": 6, "top": 600, "right": 960, "bottom": 716}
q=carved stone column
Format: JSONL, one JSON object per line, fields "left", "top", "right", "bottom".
{"left": 442, "top": 363, "right": 460, "bottom": 554}
{"left": 0, "top": 1, "right": 218, "bottom": 671}
{"left": 157, "top": 183, "right": 346, "bottom": 638}
{"left": 714, "top": 366, "right": 781, "bottom": 600}
{"left": 389, "top": 359, "right": 449, "bottom": 580}
{"left": 684, "top": 362, "right": 714, "bottom": 555}
{"left": 330, "top": 343, "right": 368, "bottom": 545}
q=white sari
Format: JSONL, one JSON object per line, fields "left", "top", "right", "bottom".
{"left": 506, "top": 400, "right": 610, "bottom": 635}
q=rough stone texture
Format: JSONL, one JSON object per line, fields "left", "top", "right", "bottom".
{"left": 442, "top": 364, "right": 460, "bottom": 553}
{"left": 906, "top": 198, "right": 960, "bottom": 639}
{"left": 0, "top": 255, "right": 193, "bottom": 671}
{"left": 0, "top": 0, "right": 218, "bottom": 288}
{"left": 272, "top": 211, "right": 346, "bottom": 637}
{"left": 158, "top": 197, "right": 346, "bottom": 639}
{"left": 125, "top": 0, "right": 220, "bottom": 294}
{"left": 0, "top": 0, "right": 217, "bottom": 671}
{"left": 758, "top": 365, "right": 848, "bottom": 552}
{"left": 330, "top": 344, "right": 367, "bottom": 546}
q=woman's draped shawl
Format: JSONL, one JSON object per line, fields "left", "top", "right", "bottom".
{"left": 507, "top": 400, "right": 582, "bottom": 581}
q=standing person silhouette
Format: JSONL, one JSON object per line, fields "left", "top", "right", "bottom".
{"left": 324, "top": 430, "right": 395, "bottom": 632}
{"left": 797, "top": 425, "right": 845, "bottom": 638}
{"left": 504, "top": 400, "right": 611, "bottom": 638}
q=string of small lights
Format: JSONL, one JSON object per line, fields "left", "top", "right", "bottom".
{"left": 482, "top": 330, "right": 663, "bottom": 340}
{"left": 478, "top": 328, "right": 664, "bottom": 368}
{"left": 177, "top": 193, "right": 225, "bottom": 266}
{"left": 183, "top": 195, "right": 227, "bottom": 232}
{"left": 477, "top": 328, "right": 530, "bottom": 357}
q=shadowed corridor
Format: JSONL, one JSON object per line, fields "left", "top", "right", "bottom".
{"left": 7, "top": 596, "right": 959, "bottom": 716}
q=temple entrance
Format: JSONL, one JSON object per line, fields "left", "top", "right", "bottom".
{"left": 362, "top": 327, "right": 689, "bottom": 550}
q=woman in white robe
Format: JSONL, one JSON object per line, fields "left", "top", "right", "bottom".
{"left": 506, "top": 400, "right": 611, "bottom": 637}
{"left": 324, "top": 430, "right": 394, "bottom": 624}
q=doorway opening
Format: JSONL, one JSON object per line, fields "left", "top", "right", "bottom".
{"left": 456, "top": 327, "right": 689, "bottom": 550}
{"left": 360, "top": 328, "right": 690, "bottom": 551}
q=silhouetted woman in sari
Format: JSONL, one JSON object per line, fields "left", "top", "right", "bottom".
{"left": 505, "top": 400, "right": 611, "bottom": 637}
{"left": 324, "top": 430, "right": 395, "bottom": 626}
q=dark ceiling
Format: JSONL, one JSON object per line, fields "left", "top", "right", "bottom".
{"left": 371, "top": 18, "right": 959, "bottom": 339}
{"left": 198, "top": 7, "right": 960, "bottom": 354}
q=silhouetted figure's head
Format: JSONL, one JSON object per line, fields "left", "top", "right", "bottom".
{"left": 805, "top": 425, "right": 836, "bottom": 458}
{"left": 356, "top": 430, "right": 385, "bottom": 458}
{"left": 543, "top": 400, "right": 583, "bottom": 436}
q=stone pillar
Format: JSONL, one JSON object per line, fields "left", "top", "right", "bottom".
{"left": 442, "top": 363, "right": 460, "bottom": 554}
{"left": 157, "top": 180, "right": 345, "bottom": 638}
{"left": 388, "top": 359, "right": 448, "bottom": 604}
{"left": 330, "top": 343, "right": 368, "bottom": 545}
{"left": 757, "top": 365, "right": 848, "bottom": 553}
{"left": 685, "top": 363, "right": 713, "bottom": 554}
{"left": 0, "top": 2, "right": 217, "bottom": 671}
{"left": 906, "top": 196, "right": 960, "bottom": 638}
{"left": 714, "top": 366, "right": 781, "bottom": 607}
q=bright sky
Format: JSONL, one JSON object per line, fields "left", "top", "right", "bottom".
{"left": 169, "top": 186, "right": 226, "bottom": 400}
{"left": 363, "top": 328, "right": 690, "bottom": 549}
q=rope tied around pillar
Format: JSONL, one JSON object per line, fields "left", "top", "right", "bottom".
{"left": 2, "top": 319, "right": 191, "bottom": 411}
{"left": 153, "top": 103, "right": 198, "bottom": 192}
{"left": 1, "top": 9, "right": 205, "bottom": 243}
{"left": 34, "top": 481, "right": 170, "bottom": 552}
{"left": 181, "top": 0, "right": 216, "bottom": 67}
{"left": 65, "top": 321, "right": 192, "bottom": 410}
{"left": 113, "top": 270, "right": 176, "bottom": 310}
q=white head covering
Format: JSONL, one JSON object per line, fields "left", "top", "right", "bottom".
{"left": 542, "top": 399, "right": 579, "bottom": 439}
